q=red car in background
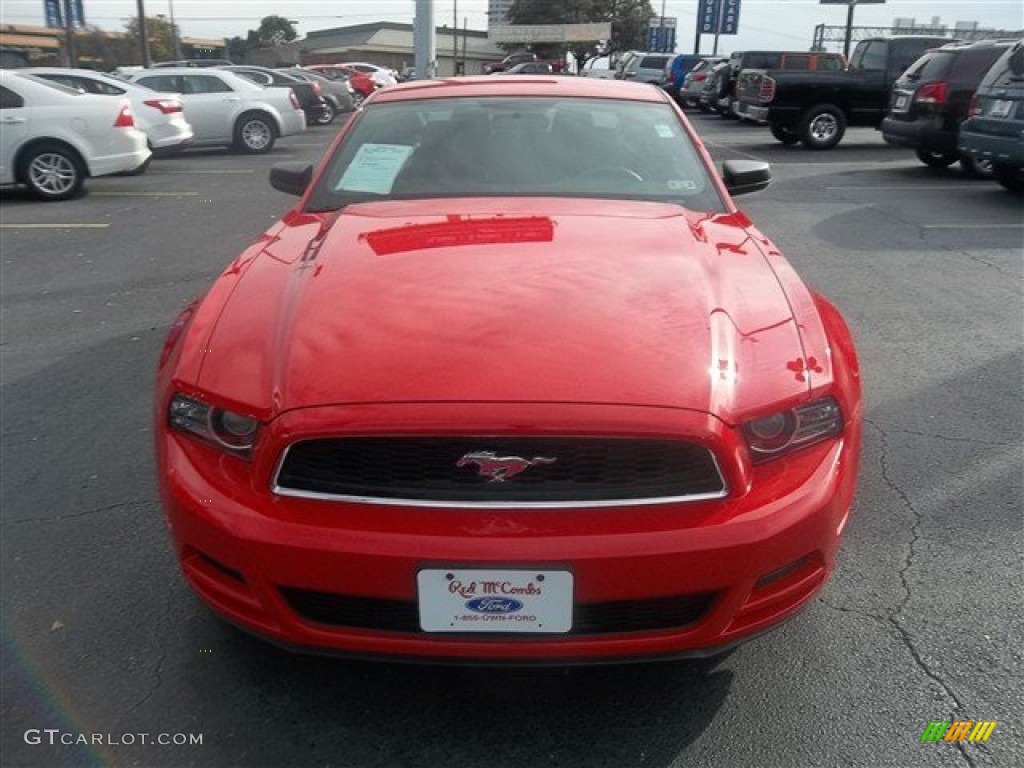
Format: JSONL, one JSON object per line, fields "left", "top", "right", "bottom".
{"left": 303, "top": 64, "right": 377, "bottom": 106}
{"left": 156, "top": 77, "right": 862, "bottom": 663}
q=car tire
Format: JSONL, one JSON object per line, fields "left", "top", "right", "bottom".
{"left": 799, "top": 104, "right": 846, "bottom": 150}
{"left": 312, "top": 102, "right": 335, "bottom": 126}
{"left": 959, "top": 154, "right": 995, "bottom": 179}
{"left": 770, "top": 123, "right": 800, "bottom": 145}
{"left": 915, "top": 148, "right": 958, "bottom": 168}
{"left": 234, "top": 113, "right": 276, "bottom": 154}
{"left": 19, "top": 143, "right": 86, "bottom": 201}
{"left": 993, "top": 164, "right": 1024, "bottom": 193}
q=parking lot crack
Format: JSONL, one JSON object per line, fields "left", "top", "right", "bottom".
{"left": 115, "top": 586, "right": 174, "bottom": 728}
{"left": 865, "top": 419, "right": 971, "bottom": 741}
{"left": 2, "top": 499, "right": 158, "bottom": 527}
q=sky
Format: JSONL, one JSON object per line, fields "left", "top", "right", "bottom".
{"left": 2, "top": 0, "right": 1021, "bottom": 52}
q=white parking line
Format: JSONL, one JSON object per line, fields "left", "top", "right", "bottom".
{"left": 0, "top": 223, "right": 110, "bottom": 229}
{"left": 921, "top": 224, "right": 1024, "bottom": 230}
{"left": 826, "top": 185, "right": 981, "bottom": 191}
{"left": 150, "top": 170, "right": 255, "bottom": 175}
{"left": 91, "top": 192, "right": 199, "bottom": 197}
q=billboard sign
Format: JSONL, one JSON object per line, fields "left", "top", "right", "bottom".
{"left": 647, "top": 17, "right": 677, "bottom": 53}
{"left": 489, "top": 23, "right": 612, "bottom": 44}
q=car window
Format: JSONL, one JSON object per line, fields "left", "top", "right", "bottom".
{"left": 37, "top": 74, "right": 86, "bottom": 92}
{"left": 980, "top": 43, "right": 1024, "bottom": 88}
{"left": 816, "top": 56, "right": 845, "bottom": 72}
{"left": 0, "top": 85, "right": 24, "bottom": 108}
{"left": 950, "top": 48, "right": 1009, "bottom": 84}
{"left": 891, "top": 40, "right": 939, "bottom": 77}
{"left": 905, "top": 51, "right": 954, "bottom": 81}
{"left": 854, "top": 41, "right": 887, "bottom": 72}
{"left": 136, "top": 75, "right": 181, "bottom": 92}
{"left": 783, "top": 55, "right": 810, "bottom": 70}
{"left": 640, "top": 56, "right": 670, "bottom": 69}
{"left": 84, "top": 77, "right": 126, "bottom": 95}
{"left": 182, "top": 75, "right": 233, "bottom": 93}
{"left": 307, "top": 96, "right": 724, "bottom": 214}
{"left": 235, "top": 70, "right": 272, "bottom": 85}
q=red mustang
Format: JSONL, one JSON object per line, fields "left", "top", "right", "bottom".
{"left": 156, "top": 77, "right": 861, "bottom": 662}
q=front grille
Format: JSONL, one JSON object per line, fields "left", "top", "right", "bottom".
{"left": 274, "top": 437, "right": 725, "bottom": 506}
{"left": 281, "top": 588, "right": 715, "bottom": 636}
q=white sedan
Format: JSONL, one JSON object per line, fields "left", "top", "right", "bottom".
{"left": 129, "top": 69, "right": 305, "bottom": 154}
{"left": 24, "top": 67, "right": 194, "bottom": 154}
{"left": 0, "top": 70, "right": 150, "bottom": 200}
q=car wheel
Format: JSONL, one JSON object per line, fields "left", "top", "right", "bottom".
{"left": 770, "top": 123, "right": 800, "bottom": 145}
{"left": 960, "top": 154, "right": 995, "bottom": 179}
{"left": 915, "top": 148, "right": 958, "bottom": 168}
{"left": 312, "top": 102, "right": 335, "bottom": 126}
{"left": 20, "top": 143, "right": 86, "bottom": 201}
{"left": 993, "top": 163, "right": 1024, "bottom": 193}
{"left": 234, "top": 114, "right": 276, "bottom": 154}
{"left": 799, "top": 104, "right": 846, "bottom": 150}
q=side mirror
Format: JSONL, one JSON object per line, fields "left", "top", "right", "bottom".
{"left": 722, "top": 160, "right": 771, "bottom": 196}
{"left": 269, "top": 162, "right": 313, "bottom": 197}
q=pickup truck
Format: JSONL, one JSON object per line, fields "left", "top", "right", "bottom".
{"left": 735, "top": 36, "right": 951, "bottom": 149}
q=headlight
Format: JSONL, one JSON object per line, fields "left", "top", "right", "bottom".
{"left": 742, "top": 396, "right": 843, "bottom": 463}
{"left": 168, "top": 393, "right": 261, "bottom": 458}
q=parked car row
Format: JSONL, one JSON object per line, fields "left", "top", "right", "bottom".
{"left": 667, "top": 38, "right": 1022, "bottom": 192}
{"left": 0, "top": 61, "right": 364, "bottom": 201}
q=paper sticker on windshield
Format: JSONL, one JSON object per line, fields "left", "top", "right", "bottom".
{"left": 655, "top": 123, "right": 675, "bottom": 138}
{"left": 336, "top": 144, "right": 414, "bottom": 194}
{"left": 668, "top": 179, "right": 697, "bottom": 191}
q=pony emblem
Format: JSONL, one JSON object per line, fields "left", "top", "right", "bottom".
{"left": 456, "top": 451, "right": 557, "bottom": 482}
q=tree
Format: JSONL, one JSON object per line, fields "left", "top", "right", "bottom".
{"left": 123, "top": 16, "right": 178, "bottom": 62}
{"left": 75, "top": 26, "right": 135, "bottom": 69}
{"left": 254, "top": 15, "right": 297, "bottom": 47}
{"left": 507, "top": 0, "right": 654, "bottom": 68}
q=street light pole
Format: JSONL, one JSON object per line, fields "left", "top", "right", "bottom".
{"left": 169, "top": 0, "right": 181, "bottom": 59}
{"left": 136, "top": 0, "right": 151, "bottom": 67}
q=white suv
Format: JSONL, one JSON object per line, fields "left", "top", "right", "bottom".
{"left": 0, "top": 71, "right": 150, "bottom": 200}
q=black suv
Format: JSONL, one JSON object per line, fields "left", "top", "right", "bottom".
{"left": 881, "top": 40, "right": 1014, "bottom": 177}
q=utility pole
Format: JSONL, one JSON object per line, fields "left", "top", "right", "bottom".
{"left": 136, "top": 0, "right": 151, "bottom": 67}
{"left": 62, "top": 0, "right": 76, "bottom": 67}
{"left": 843, "top": 1, "right": 857, "bottom": 60}
{"left": 452, "top": 0, "right": 458, "bottom": 75}
{"left": 169, "top": 0, "right": 182, "bottom": 60}
{"left": 660, "top": 0, "right": 667, "bottom": 53}
{"left": 414, "top": 0, "right": 436, "bottom": 79}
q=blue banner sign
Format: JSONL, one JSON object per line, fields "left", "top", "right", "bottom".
{"left": 698, "top": 0, "right": 742, "bottom": 35}
{"left": 44, "top": 0, "right": 63, "bottom": 28}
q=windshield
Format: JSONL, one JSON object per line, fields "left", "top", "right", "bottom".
{"left": 306, "top": 96, "right": 724, "bottom": 213}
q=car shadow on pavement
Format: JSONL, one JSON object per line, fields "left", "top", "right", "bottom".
{"left": 188, "top": 614, "right": 735, "bottom": 768}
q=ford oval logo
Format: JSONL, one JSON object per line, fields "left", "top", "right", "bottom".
{"left": 465, "top": 597, "right": 524, "bottom": 614}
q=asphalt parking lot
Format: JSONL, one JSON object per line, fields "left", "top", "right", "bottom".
{"left": 2, "top": 112, "right": 1021, "bottom": 768}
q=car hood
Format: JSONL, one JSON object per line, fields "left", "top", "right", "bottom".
{"left": 193, "top": 199, "right": 810, "bottom": 423}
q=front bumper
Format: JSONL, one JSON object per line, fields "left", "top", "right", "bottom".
{"left": 158, "top": 400, "right": 858, "bottom": 663}
{"left": 881, "top": 115, "right": 956, "bottom": 155}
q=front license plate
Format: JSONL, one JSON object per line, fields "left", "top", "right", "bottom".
{"left": 417, "top": 569, "right": 573, "bottom": 633}
{"left": 990, "top": 99, "right": 1013, "bottom": 118}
